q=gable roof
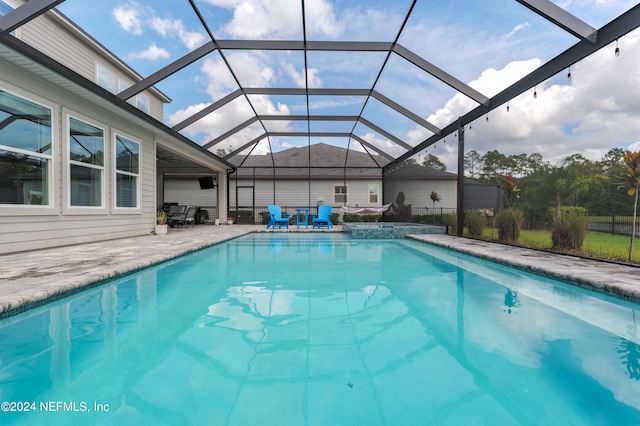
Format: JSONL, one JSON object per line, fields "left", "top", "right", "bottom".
{"left": 230, "top": 143, "right": 390, "bottom": 178}
{"left": 384, "top": 162, "right": 457, "bottom": 180}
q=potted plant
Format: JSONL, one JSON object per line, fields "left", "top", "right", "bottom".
{"left": 156, "top": 210, "right": 168, "bottom": 235}
{"left": 226, "top": 217, "right": 234, "bottom": 225}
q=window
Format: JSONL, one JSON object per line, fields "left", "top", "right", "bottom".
{"left": 118, "top": 81, "right": 135, "bottom": 106}
{"left": 98, "top": 64, "right": 151, "bottom": 114}
{"left": 114, "top": 134, "right": 139, "bottom": 208}
{"left": 369, "top": 185, "right": 379, "bottom": 204}
{"left": 69, "top": 117, "right": 104, "bottom": 207}
{"left": 97, "top": 64, "right": 116, "bottom": 94}
{"left": 136, "top": 94, "right": 149, "bottom": 114}
{"left": 0, "top": 89, "right": 52, "bottom": 206}
{"left": 334, "top": 185, "right": 347, "bottom": 204}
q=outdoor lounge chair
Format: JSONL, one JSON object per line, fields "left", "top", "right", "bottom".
{"left": 267, "top": 205, "right": 290, "bottom": 229}
{"left": 167, "top": 205, "right": 186, "bottom": 227}
{"left": 312, "top": 205, "right": 333, "bottom": 229}
{"left": 169, "top": 205, "right": 197, "bottom": 227}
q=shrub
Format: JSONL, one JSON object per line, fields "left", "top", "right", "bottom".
{"left": 551, "top": 207, "right": 587, "bottom": 251}
{"left": 441, "top": 213, "right": 457, "bottom": 234}
{"left": 495, "top": 208, "right": 524, "bottom": 242}
{"left": 259, "top": 211, "right": 271, "bottom": 225}
{"left": 342, "top": 213, "right": 357, "bottom": 222}
{"left": 364, "top": 214, "right": 380, "bottom": 222}
{"left": 465, "top": 209, "right": 485, "bottom": 238}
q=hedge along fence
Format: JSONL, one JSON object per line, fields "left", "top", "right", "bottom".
{"left": 587, "top": 212, "right": 640, "bottom": 237}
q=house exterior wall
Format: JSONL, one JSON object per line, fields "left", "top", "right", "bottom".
{"left": 163, "top": 178, "right": 217, "bottom": 207}
{"left": 8, "top": 0, "right": 165, "bottom": 121}
{"left": 228, "top": 178, "right": 382, "bottom": 210}
{"left": 0, "top": 60, "right": 158, "bottom": 254}
{"left": 384, "top": 179, "right": 457, "bottom": 210}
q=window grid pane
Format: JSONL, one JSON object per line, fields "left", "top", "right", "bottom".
{"left": 334, "top": 185, "right": 347, "bottom": 204}
{"left": 0, "top": 149, "right": 48, "bottom": 205}
{"left": 69, "top": 118, "right": 104, "bottom": 166}
{"left": 70, "top": 164, "right": 102, "bottom": 207}
{"left": 0, "top": 90, "right": 52, "bottom": 154}
{"left": 115, "top": 135, "right": 139, "bottom": 174}
{"left": 116, "top": 174, "right": 137, "bottom": 208}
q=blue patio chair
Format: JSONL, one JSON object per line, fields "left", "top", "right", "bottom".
{"left": 312, "top": 205, "right": 333, "bottom": 229}
{"left": 267, "top": 205, "right": 290, "bottom": 229}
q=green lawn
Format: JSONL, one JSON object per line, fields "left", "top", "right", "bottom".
{"left": 479, "top": 228, "right": 640, "bottom": 263}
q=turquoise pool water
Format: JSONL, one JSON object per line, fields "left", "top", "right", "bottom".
{"left": 1, "top": 233, "right": 639, "bottom": 425}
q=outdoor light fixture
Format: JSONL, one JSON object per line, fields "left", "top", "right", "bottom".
{"left": 506, "top": 102, "right": 510, "bottom": 112}
{"left": 615, "top": 39, "right": 620, "bottom": 57}
{"left": 486, "top": 114, "right": 489, "bottom": 122}
{"left": 567, "top": 66, "right": 572, "bottom": 80}
{"left": 534, "top": 86, "right": 537, "bottom": 99}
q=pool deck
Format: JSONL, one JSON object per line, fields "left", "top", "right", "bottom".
{"left": 0, "top": 225, "right": 638, "bottom": 318}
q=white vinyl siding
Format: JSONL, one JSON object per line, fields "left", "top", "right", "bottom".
{"left": 384, "top": 179, "right": 457, "bottom": 209}
{"left": 229, "top": 179, "right": 381, "bottom": 209}
{"left": 164, "top": 178, "right": 217, "bottom": 207}
{"left": 14, "top": 4, "right": 165, "bottom": 121}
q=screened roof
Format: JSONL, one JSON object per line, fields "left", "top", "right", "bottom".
{"left": 1, "top": 0, "right": 638, "bottom": 172}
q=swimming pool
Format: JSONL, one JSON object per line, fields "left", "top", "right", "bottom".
{"left": 1, "top": 233, "right": 639, "bottom": 425}
{"left": 342, "top": 222, "right": 446, "bottom": 239}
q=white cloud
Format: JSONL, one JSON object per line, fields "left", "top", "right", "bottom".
{"left": 356, "top": 132, "right": 405, "bottom": 158}
{"left": 201, "top": 53, "right": 274, "bottom": 99}
{"left": 150, "top": 17, "right": 206, "bottom": 50}
{"left": 111, "top": 3, "right": 207, "bottom": 59}
{"left": 112, "top": 3, "right": 144, "bottom": 35}
{"left": 400, "top": 27, "right": 640, "bottom": 171}
{"left": 284, "top": 63, "right": 322, "bottom": 88}
{"left": 127, "top": 43, "right": 170, "bottom": 61}
{"left": 502, "top": 23, "right": 531, "bottom": 41}
{"left": 202, "top": 0, "right": 340, "bottom": 39}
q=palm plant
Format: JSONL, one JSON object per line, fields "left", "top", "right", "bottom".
{"left": 619, "top": 150, "right": 640, "bottom": 261}
{"left": 430, "top": 191, "right": 441, "bottom": 224}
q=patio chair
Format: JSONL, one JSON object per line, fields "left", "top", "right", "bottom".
{"left": 312, "top": 205, "right": 333, "bottom": 229}
{"left": 167, "top": 205, "right": 186, "bottom": 227}
{"left": 267, "top": 205, "right": 290, "bottom": 229}
{"left": 169, "top": 205, "right": 197, "bottom": 227}
{"left": 184, "top": 205, "right": 198, "bottom": 227}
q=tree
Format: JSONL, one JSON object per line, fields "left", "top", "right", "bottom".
{"left": 464, "top": 150, "right": 482, "bottom": 178}
{"left": 422, "top": 153, "right": 446, "bottom": 171}
{"left": 216, "top": 146, "right": 234, "bottom": 157}
{"left": 430, "top": 191, "right": 441, "bottom": 224}
{"left": 619, "top": 150, "right": 640, "bottom": 261}
{"left": 594, "top": 148, "right": 629, "bottom": 215}
{"left": 547, "top": 154, "right": 606, "bottom": 220}
{"left": 480, "top": 150, "right": 510, "bottom": 183}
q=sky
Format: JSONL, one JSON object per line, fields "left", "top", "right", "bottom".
{"left": 52, "top": 0, "right": 640, "bottom": 170}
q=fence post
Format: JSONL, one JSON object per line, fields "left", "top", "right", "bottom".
{"left": 612, "top": 209, "right": 615, "bottom": 235}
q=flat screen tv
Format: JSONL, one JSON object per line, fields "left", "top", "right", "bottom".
{"left": 198, "top": 176, "right": 215, "bottom": 189}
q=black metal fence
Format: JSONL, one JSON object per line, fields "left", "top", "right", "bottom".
{"left": 587, "top": 212, "right": 640, "bottom": 237}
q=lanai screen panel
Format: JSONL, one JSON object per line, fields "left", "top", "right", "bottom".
{"left": 1, "top": 0, "right": 637, "bottom": 190}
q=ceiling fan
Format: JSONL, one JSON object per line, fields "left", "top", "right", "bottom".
{"left": 156, "top": 153, "right": 180, "bottom": 163}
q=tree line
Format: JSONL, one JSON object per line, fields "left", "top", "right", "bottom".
{"left": 418, "top": 147, "right": 633, "bottom": 215}
{"left": 455, "top": 148, "right": 634, "bottom": 216}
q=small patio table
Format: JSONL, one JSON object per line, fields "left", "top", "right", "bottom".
{"left": 295, "top": 208, "right": 309, "bottom": 229}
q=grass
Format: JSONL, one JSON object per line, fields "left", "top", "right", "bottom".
{"left": 480, "top": 227, "right": 640, "bottom": 263}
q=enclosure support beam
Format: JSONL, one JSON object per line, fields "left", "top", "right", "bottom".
{"left": 457, "top": 121, "right": 465, "bottom": 237}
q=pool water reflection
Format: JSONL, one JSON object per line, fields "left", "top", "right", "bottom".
{"left": 0, "top": 233, "right": 639, "bottom": 425}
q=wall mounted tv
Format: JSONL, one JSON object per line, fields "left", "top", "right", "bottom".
{"left": 199, "top": 176, "right": 216, "bottom": 189}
